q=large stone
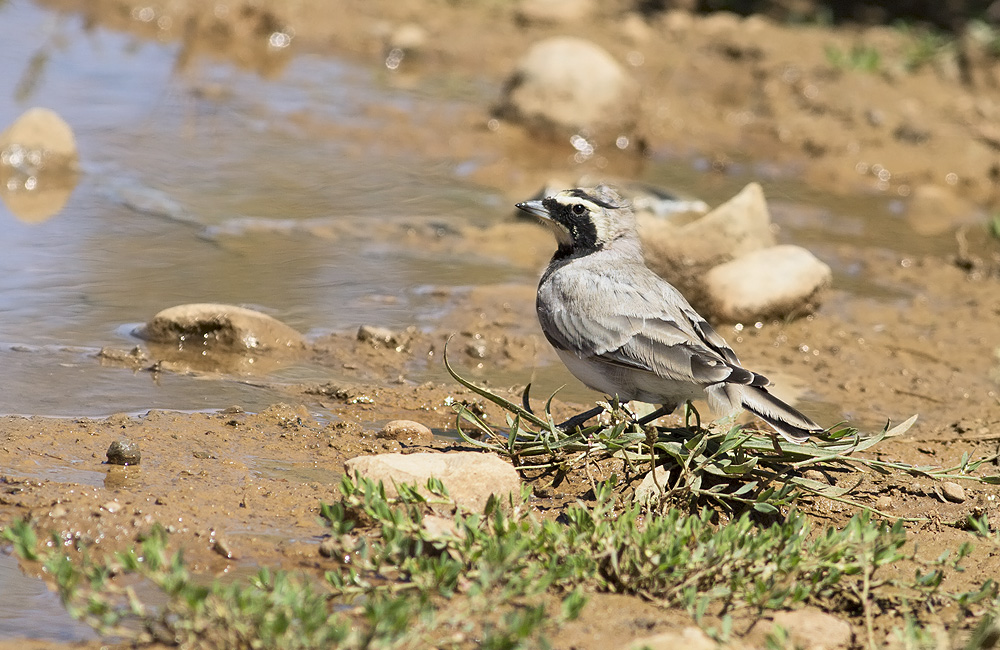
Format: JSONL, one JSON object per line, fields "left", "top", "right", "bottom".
{"left": 641, "top": 182, "right": 776, "bottom": 283}
{"left": 703, "top": 245, "right": 832, "bottom": 323}
{"left": 344, "top": 451, "right": 521, "bottom": 512}
{"left": 495, "top": 37, "right": 640, "bottom": 145}
{"left": 135, "top": 303, "right": 305, "bottom": 352}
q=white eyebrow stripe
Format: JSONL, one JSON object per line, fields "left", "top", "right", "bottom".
{"left": 551, "top": 194, "right": 602, "bottom": 212}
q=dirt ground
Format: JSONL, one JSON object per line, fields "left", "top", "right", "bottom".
{"left": 4, "top": 1, "right": 1000, "bottom": 648}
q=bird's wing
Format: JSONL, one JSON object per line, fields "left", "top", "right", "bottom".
{"left": 539, "top": 266, "right": 766, "bottom": 388}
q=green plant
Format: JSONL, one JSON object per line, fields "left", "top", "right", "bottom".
{"left": 444, "top": 348, "right": 999, "bottom": 519}
{"left": 5, "top": 471, "right": 1000, "bottom": 649}
{"left": 825, "top": 43, "right": 882, "bottom": 72}
{"left": 322, "top": 475, "right": 999, "bottom": 629}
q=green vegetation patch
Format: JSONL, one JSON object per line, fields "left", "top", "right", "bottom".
{"left": 5, "top": 473, "right": 1000, "bottom": 649}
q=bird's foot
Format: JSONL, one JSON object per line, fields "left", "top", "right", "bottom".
{"left": 556, "top": 406, "right": 604, "bottom": 432}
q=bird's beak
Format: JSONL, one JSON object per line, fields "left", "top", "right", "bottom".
{"left": 515, "top": 200, "right": 550, "bottom": 221}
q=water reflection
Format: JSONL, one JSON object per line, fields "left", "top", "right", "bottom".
{"left": 0, "top": 165, "right": 77, "bottom": 223}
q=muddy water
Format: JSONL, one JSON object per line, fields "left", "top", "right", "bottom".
{"left": 0, "top": 0, "right": 979, "bottom": 640}
{"left": 0, "top": 551, "right": 95, "bottom": 641}
{"left": 0, "top": 0, "right": 513, "bottom": 416}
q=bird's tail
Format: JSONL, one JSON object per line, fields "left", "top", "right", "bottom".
{"left": 738, "top": 385, "right": 823, "bottom": 443}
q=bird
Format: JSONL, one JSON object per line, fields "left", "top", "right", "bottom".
{"left": 515, "top": 184, "right": 824, "bottom": 443}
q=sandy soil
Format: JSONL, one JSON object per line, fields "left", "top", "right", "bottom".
{"left": 5, "top": 1, "right": 1000, "bottom": 648}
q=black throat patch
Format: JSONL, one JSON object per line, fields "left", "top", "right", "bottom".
{"left": 541, "top": 196, "right": 599, "bottom": 258}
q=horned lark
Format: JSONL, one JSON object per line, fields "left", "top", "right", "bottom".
{"left": 517, "top": 184, "right": 823, "bottom": 443}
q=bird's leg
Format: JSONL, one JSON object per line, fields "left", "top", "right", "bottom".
{"left": 636, "top": 404, "right": 675, "bottom": 427}
{"left": 557, "top": 406, "right": 604, "bottom": 432}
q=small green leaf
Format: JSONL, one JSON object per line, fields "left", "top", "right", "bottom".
{"left": 753, "top": 502, "right": 779, "bottom": 515}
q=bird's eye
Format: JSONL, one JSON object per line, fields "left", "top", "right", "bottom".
{"left": 572, "top": 204, "right": 586, "bottom": 215}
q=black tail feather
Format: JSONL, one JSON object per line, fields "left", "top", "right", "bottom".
{"left": 741, "top": 386, "right": 823, "bottom": 443}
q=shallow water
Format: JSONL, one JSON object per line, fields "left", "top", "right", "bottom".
{"left": 0, "top": 551, "right": 96, "bottom": 641}
{"left": 0, "top": 0, "right": 515, "bottom": 417}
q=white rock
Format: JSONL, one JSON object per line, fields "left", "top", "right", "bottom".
{"left": 704, "top": 245, "right": 832, "bottom": 323}
{"left": 0, "top": 108, "right": 79, "bottom": 224}
{"left": 357, "top": 324, "right": 398, "bottom": 346}
{"left": 495, "top": 37, "right": 640, "bottom": 144}
{"left": 344, "top": 451, "right": 521, "bottom": 512}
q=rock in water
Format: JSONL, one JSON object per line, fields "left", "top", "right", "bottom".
{"left": 135, "top": 303, "right": 305, "bottom": 352}
{"left": 640, "top": 182, "right": 830, "bottom": 322}
{"left": 0, "top": 107, "right": 79, "bottom": 223}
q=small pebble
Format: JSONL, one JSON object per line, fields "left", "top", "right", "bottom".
{"left": 106, "top": 439, "right": 141, "bottom": 465}
{"left": 875, "top": 495, "right": 893, "bottom": 510}
{"left": 941, "top": 481, "right": 966, "bottom": 503}
{"left": 212, "top": 537, "right": 235, "bottom": 559}
{"left": 377, "top": 419, "right": 434, "bottom": 443}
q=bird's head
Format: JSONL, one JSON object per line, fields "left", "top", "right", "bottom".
{"left": 516, "top": 185, "right": 637, "bottom": 256}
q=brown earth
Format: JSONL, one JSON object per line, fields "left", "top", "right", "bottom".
{"left": 5, "top": 1, "right": 1000, "bottom": 649}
